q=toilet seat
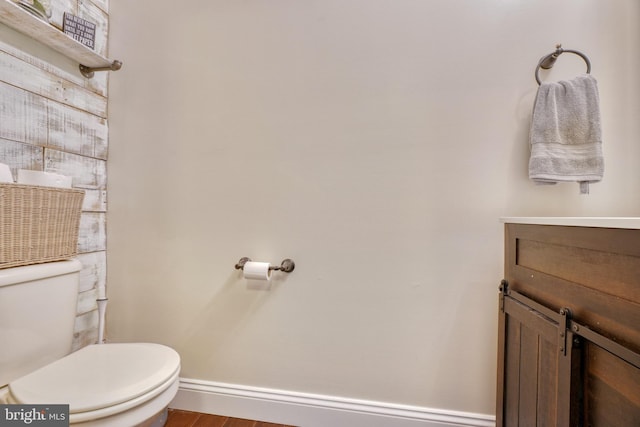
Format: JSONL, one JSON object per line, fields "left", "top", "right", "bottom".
{"left": 8, "top": 343, "right": 180, "bottom": 424}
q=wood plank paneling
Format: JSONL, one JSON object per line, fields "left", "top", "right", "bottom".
{"left": 0, "top": 26, "right": 108, "bottom": 95}
{"left": 45, "top": 148, "right": 106, "bottom": 188}
{"left": 87, "top": 0, "right": 108, "bottom": 15}
{"left": 0, "top": 138, "right": 42, "bottom": 175}
{"left": 0, "top": 1, "right": 110, "bottom": 349}
{"left": 80, "top": 188, "right": 107, "bottom": 212}
{"left": 0, "top": 82, "right": 107, "bottom": 157}
{"left": 0, "top": 81, "right": 47, "bottom": 144}
{"left": 76, "top": 287, "right": 98, "bottom": 314}
{"left": 78, "top": 0, "right": 108, "bottom": 58}
{"left": 78, "top": 212, "right": 106, "bottom": 253}
{"left": 72, "top": 308, "right": 98, "bottom": 350}
{"left": 49, "top": 0, "right": 77, "bottom": 30}
{"left": 47, "top": 100, "right": 108, "bottom": 159}
{"left": 77, "top": 251, "right": 106, "bottom": 293}
{"left": 0, "top": 50, "right": 107, "bottom": 117}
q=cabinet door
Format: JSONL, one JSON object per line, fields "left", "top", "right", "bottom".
{"left": 497, "top": 289, "right": 576, "bottom": 427}
{"left": 580, "top": 338, "right": 640, "bottom": 426}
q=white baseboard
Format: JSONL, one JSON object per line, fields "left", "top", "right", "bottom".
{"left": 170, "top": 378, "right": 496, "bottom": 427}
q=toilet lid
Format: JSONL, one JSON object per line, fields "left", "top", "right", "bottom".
{"left": 9, "top": 343, "right": 180, "bottom": 413}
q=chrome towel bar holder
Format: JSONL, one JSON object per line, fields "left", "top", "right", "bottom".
{"left": 535, "top": 44, "right": 591, "bottom": 85}
{"left": 235, "top": 257, "right": 296, "bottom": 273}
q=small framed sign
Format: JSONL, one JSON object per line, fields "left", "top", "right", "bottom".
{"left": 63, "top": 12, "right": 96, "bottom": 50}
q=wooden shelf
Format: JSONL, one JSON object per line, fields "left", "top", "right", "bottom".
{"left": 0, "top": 0, "right": 115, "bottom": 69}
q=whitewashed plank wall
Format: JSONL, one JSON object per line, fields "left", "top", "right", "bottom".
{"left": 0, "top": 0, "right": 110, "bottom": 350}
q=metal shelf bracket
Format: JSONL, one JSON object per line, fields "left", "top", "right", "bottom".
{"left": 79, "top": 60, "right": 123, "bottom": 79}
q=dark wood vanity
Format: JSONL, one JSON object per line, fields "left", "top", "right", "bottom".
{"left": 497, "top": 219, "right": 640, "bottom": 426}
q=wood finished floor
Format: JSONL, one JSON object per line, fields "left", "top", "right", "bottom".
{"left": 165, "top": 409, "right": 297, "bottom": 427}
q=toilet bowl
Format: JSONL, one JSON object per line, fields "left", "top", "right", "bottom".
{"left": 0, "top": 260, "right": 181, "bottom": 426}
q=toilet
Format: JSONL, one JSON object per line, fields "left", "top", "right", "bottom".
{"left": 0, "top": 259, "right": 181, "bottom": 426}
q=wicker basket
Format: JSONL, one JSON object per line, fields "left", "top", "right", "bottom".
{"left": 0, "top": 183, "right": 85, "bottom": 269}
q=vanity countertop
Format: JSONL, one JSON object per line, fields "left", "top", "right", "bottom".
{"left": 500, "top": 217, "right": 640, "bottom": 229}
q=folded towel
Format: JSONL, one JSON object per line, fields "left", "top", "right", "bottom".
{"left": 528, "top": 74, "right": 603, "bottom": 194}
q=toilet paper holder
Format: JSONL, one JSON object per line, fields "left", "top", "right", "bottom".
{"left": 235, "top": 257, "right": 296, "bottom": 273}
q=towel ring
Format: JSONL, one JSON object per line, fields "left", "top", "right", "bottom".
{"left": 535, "top": 44, "right": 591, "bottom": 85}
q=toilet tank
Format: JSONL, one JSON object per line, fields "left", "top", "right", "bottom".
{"left": 0, "top": 259, "right": 82, "bottom": 387}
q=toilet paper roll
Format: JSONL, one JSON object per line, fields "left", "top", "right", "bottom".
{"left": 17, "top": 169, "right": 72, "bottom": 188}
{"left": 0, "top": 163, "right": 14, "bottom": 183}
{"left": 243, "top": 261, "right": 272, "bottom": 281}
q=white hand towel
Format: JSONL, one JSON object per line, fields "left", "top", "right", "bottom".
{"left": 528, "top": 74, "right": 603, "bottom": 194}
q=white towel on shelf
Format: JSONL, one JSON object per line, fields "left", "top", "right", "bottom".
{"left": 528, "top": 74, "right": 603, "bottom": 194}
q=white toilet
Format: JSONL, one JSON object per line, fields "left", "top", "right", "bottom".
{"left": 0, "top": 259, "right": 181, "bottom": 426}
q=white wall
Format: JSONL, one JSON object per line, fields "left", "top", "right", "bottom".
{"left": 107, "top": 0, "right": 640, "bottom": 417}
